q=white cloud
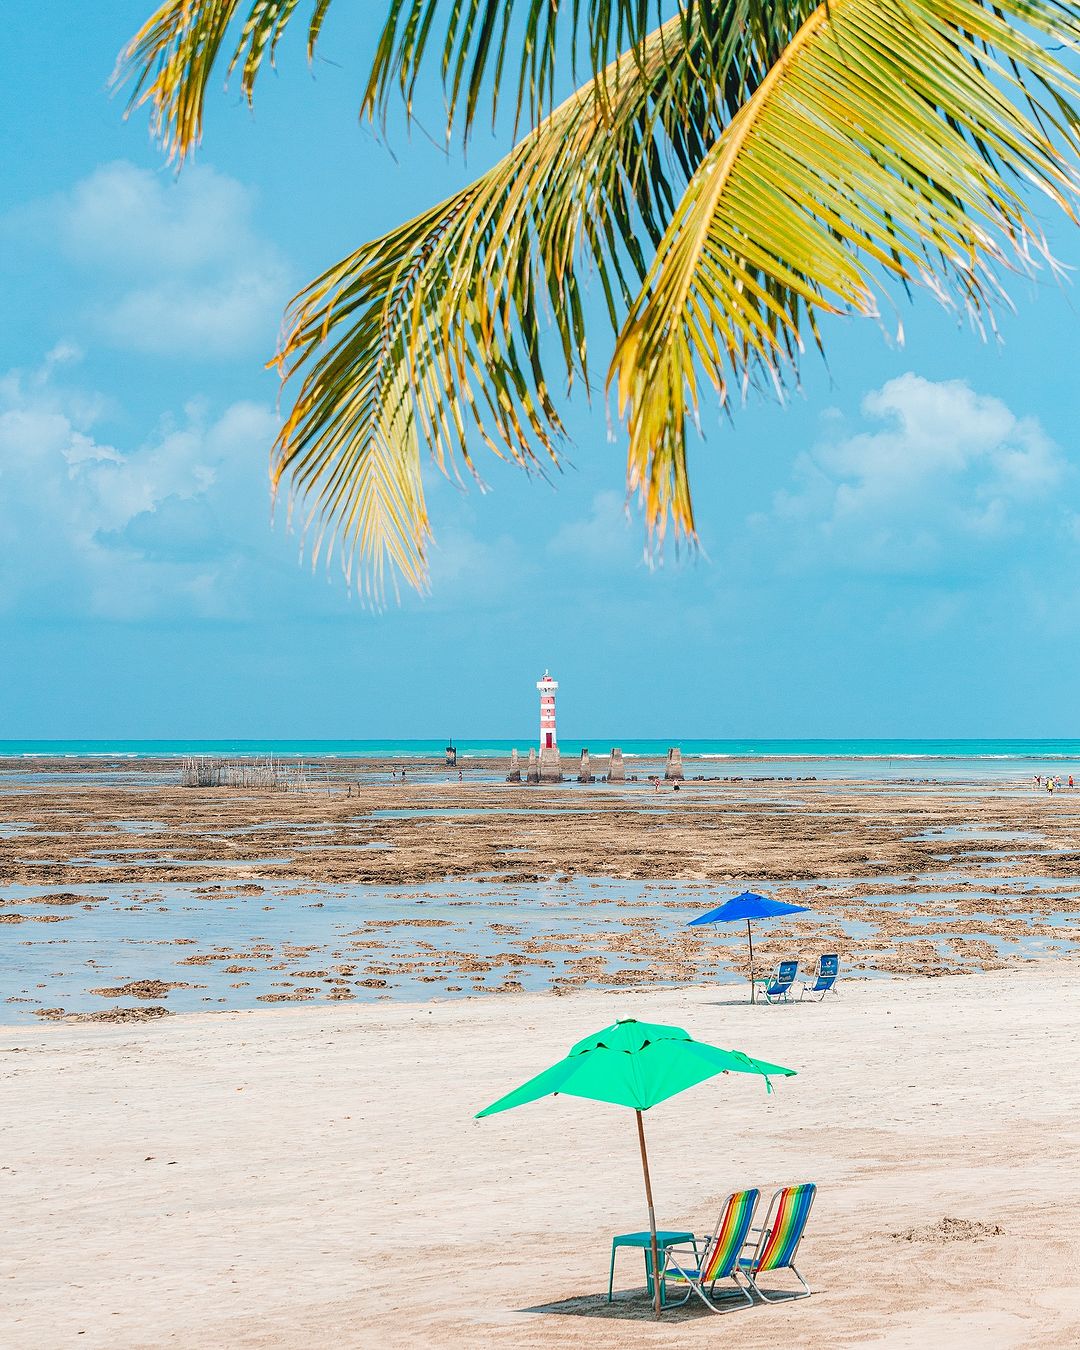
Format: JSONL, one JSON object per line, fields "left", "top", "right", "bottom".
{"left": 36, "top": 161, "right": 290, "bottom": 358}
{"left": 423, "top": 525, "right": 527, "bottom": 607}
{"left": 0, "top": 351, "right": 279, "bottom": 618}
{"left": 761, "top": 373, "right": 1067, "bottom": 574}
{"left": 98, "top": 270, "right": 285, "bottom": 357}
{"left": 60, "top": 162, "right": 253, "bottom": 273}
{"left": 548, "top": 489, "right": 640, "bottom": 564}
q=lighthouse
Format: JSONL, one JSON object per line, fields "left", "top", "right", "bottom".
{"left": 536, "top": 670, "right": 563, "bottom": 781}
{"left": 537, "top": 670, "right": 558, "bottom": 748}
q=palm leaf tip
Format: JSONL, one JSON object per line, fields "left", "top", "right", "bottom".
{"left": 114, "top": 0, "right": 325, "bottom": 162}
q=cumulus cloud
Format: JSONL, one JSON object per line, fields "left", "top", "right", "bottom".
{"left": 0, "top": 351, "right": 278, "bottom": 618}
{"left": 761, "top": 374, "right": 1067, "bottom": 574}
{"left": 37, "top": 161, "right": 289, "bottom": 358}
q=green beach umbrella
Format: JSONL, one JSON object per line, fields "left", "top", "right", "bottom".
{"left": 477, "top": 1017, "right": 795, "bottom": 1316}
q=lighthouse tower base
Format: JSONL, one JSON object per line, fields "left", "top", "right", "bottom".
{"left": 538, "top": 745, "right": 563, "bottom": 782}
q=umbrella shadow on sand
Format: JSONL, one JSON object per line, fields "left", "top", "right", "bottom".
{"left": 520, "top": 1290, "right": 726, "bottom": 1321}
{"left": 698, "top": 993, "right": 786, "bottom": 1007}
{"left": 522, "top": 1280, "right": 810, "bottom": 1320}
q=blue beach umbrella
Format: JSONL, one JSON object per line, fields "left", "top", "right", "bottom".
{"left": 688, "top": 891, "right": 811, "bottom": 1003}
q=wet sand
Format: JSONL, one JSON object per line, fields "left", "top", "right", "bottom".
{"left": 3, "top": 963, "right": 1079, "bottom": 1348}
{"left": 2, "top": 759, "right": 1080, "bottom": 1019}
{"left": 6, "top": 756, "right": 1080, "bottom": 892}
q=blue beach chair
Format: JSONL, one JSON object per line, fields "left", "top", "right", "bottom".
{"left": 800, "top": 954, "right": 839, "bottom": 1000}
{"left": 754, "top": 960, "right": 798, "bottom": 1004}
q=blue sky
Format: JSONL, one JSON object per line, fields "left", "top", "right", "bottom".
{"left": 3, "top": 5, "right": 1080, "bottom": 739}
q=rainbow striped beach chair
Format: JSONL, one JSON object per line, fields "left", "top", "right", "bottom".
{"left": 738, "top": 1183, "right": 816, "bottom": 1301}
{"left": 659, "top": 1188, "right": 760, "bottom": 1312}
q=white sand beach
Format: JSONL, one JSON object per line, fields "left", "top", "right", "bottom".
{"left": 4, "top": 962, "right": 1079, "bottom": 1348}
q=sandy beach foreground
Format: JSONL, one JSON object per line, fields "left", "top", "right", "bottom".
{"left": 4, "top": 963, "right": 1079, "bottom": 1348}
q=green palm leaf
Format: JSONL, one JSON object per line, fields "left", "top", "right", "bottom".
{"left": 610, "top": 0, "right": 1080, "bottom": 546}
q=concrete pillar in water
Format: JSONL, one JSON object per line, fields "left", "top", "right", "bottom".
{"left": 539, "top": 744, "right": 563, "bottom": 782}
{"left": 507, "top": 748, "right": 521, "bottom": 783}
{"left": 608, "top": 748, "right": 625, "bottom": 782}
{"left": 526, "top": 747, "right": 539, "bottom": 784}
{"left": 665, "top": 747, "right": 684, "bottom": 781}
{"left": 578, "top": 748, "right": 593, "bottom": 783}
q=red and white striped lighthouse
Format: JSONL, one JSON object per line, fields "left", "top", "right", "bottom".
{"left": 536, "top": 670, "right": 558, "bottom": 750}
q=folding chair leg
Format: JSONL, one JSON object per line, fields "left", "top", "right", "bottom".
{"left": 742, "top": 1264, "right": 811, "bottom": 1303}
{"left": 607, "top": 1244, "right": 617, "bottom": 1303}
{"left": 688, "top": 1273, "right": 754, "bottom": 1314}
{"left": 788, "top": 1263, "right": 812, "bottom": 1299}
{"left": 661, "top": 1279, "right": 693, "bottom": 1309}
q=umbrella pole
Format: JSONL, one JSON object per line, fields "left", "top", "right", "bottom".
{"left": 748, "top": 919, "right": 755, "bottom": 1004}
{"left": 635, "top": 1109, "right": 662, "bottom": 1319}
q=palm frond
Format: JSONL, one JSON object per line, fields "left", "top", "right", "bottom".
{"left": 360, "top": 0, "right": 677, "bottom": 141}
{"left": 273, "top": 4, "right": 821, "bottom": 598}
{"left": 609, "top": 0, "right": 1080, "bottom": 546}
{"left": 115, "top": 0, "right": 316, "bottom": 162}
{"left": 119, "top": 0, "right": 1080, "bottom": 596}
{"left": 115, "top": 1, "right": 816, "bottom": 159}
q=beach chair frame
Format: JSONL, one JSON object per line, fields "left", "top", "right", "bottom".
{"left": 738, "top": 1183, "right": 816, "bottom": 1302}
{"left": 754, "top": 959, "right": 799, "bottom": 1004}
{"left": 658, "top": 1188, "right": 760, "bottom": 1314}
{"left": 799, "top": 954, "right": 839, "bottom": 1001}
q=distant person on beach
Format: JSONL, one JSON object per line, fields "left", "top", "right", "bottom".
{"left": 1047, "top": 777, "right": 1055, "bottom": 795}
{"left": 1035, "top": 775, "right": 1042, "bottom": 789}
{"left": 1070, "top": 775, "right": 1075, "bottom": 789}
{"left": 458, "top": 769, "right": 463, "bottom": 782}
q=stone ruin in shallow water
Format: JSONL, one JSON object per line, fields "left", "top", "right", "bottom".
{"left": 507, "top": 748, "right": 521, "bottom": 782}
{"left": 665, "top": 747, "right": 684, "bottom": 781}
{"left": 608, "top": 748, "right": 625, "bottom": 782}
{"left": 526, "top": 747, "right": 539, "bottom": 783}
{"left": 578, "top": 749, "right": 593, "bottom": 783}
{"left": 538, "top": 745, "right": 563, "bottom": 782}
